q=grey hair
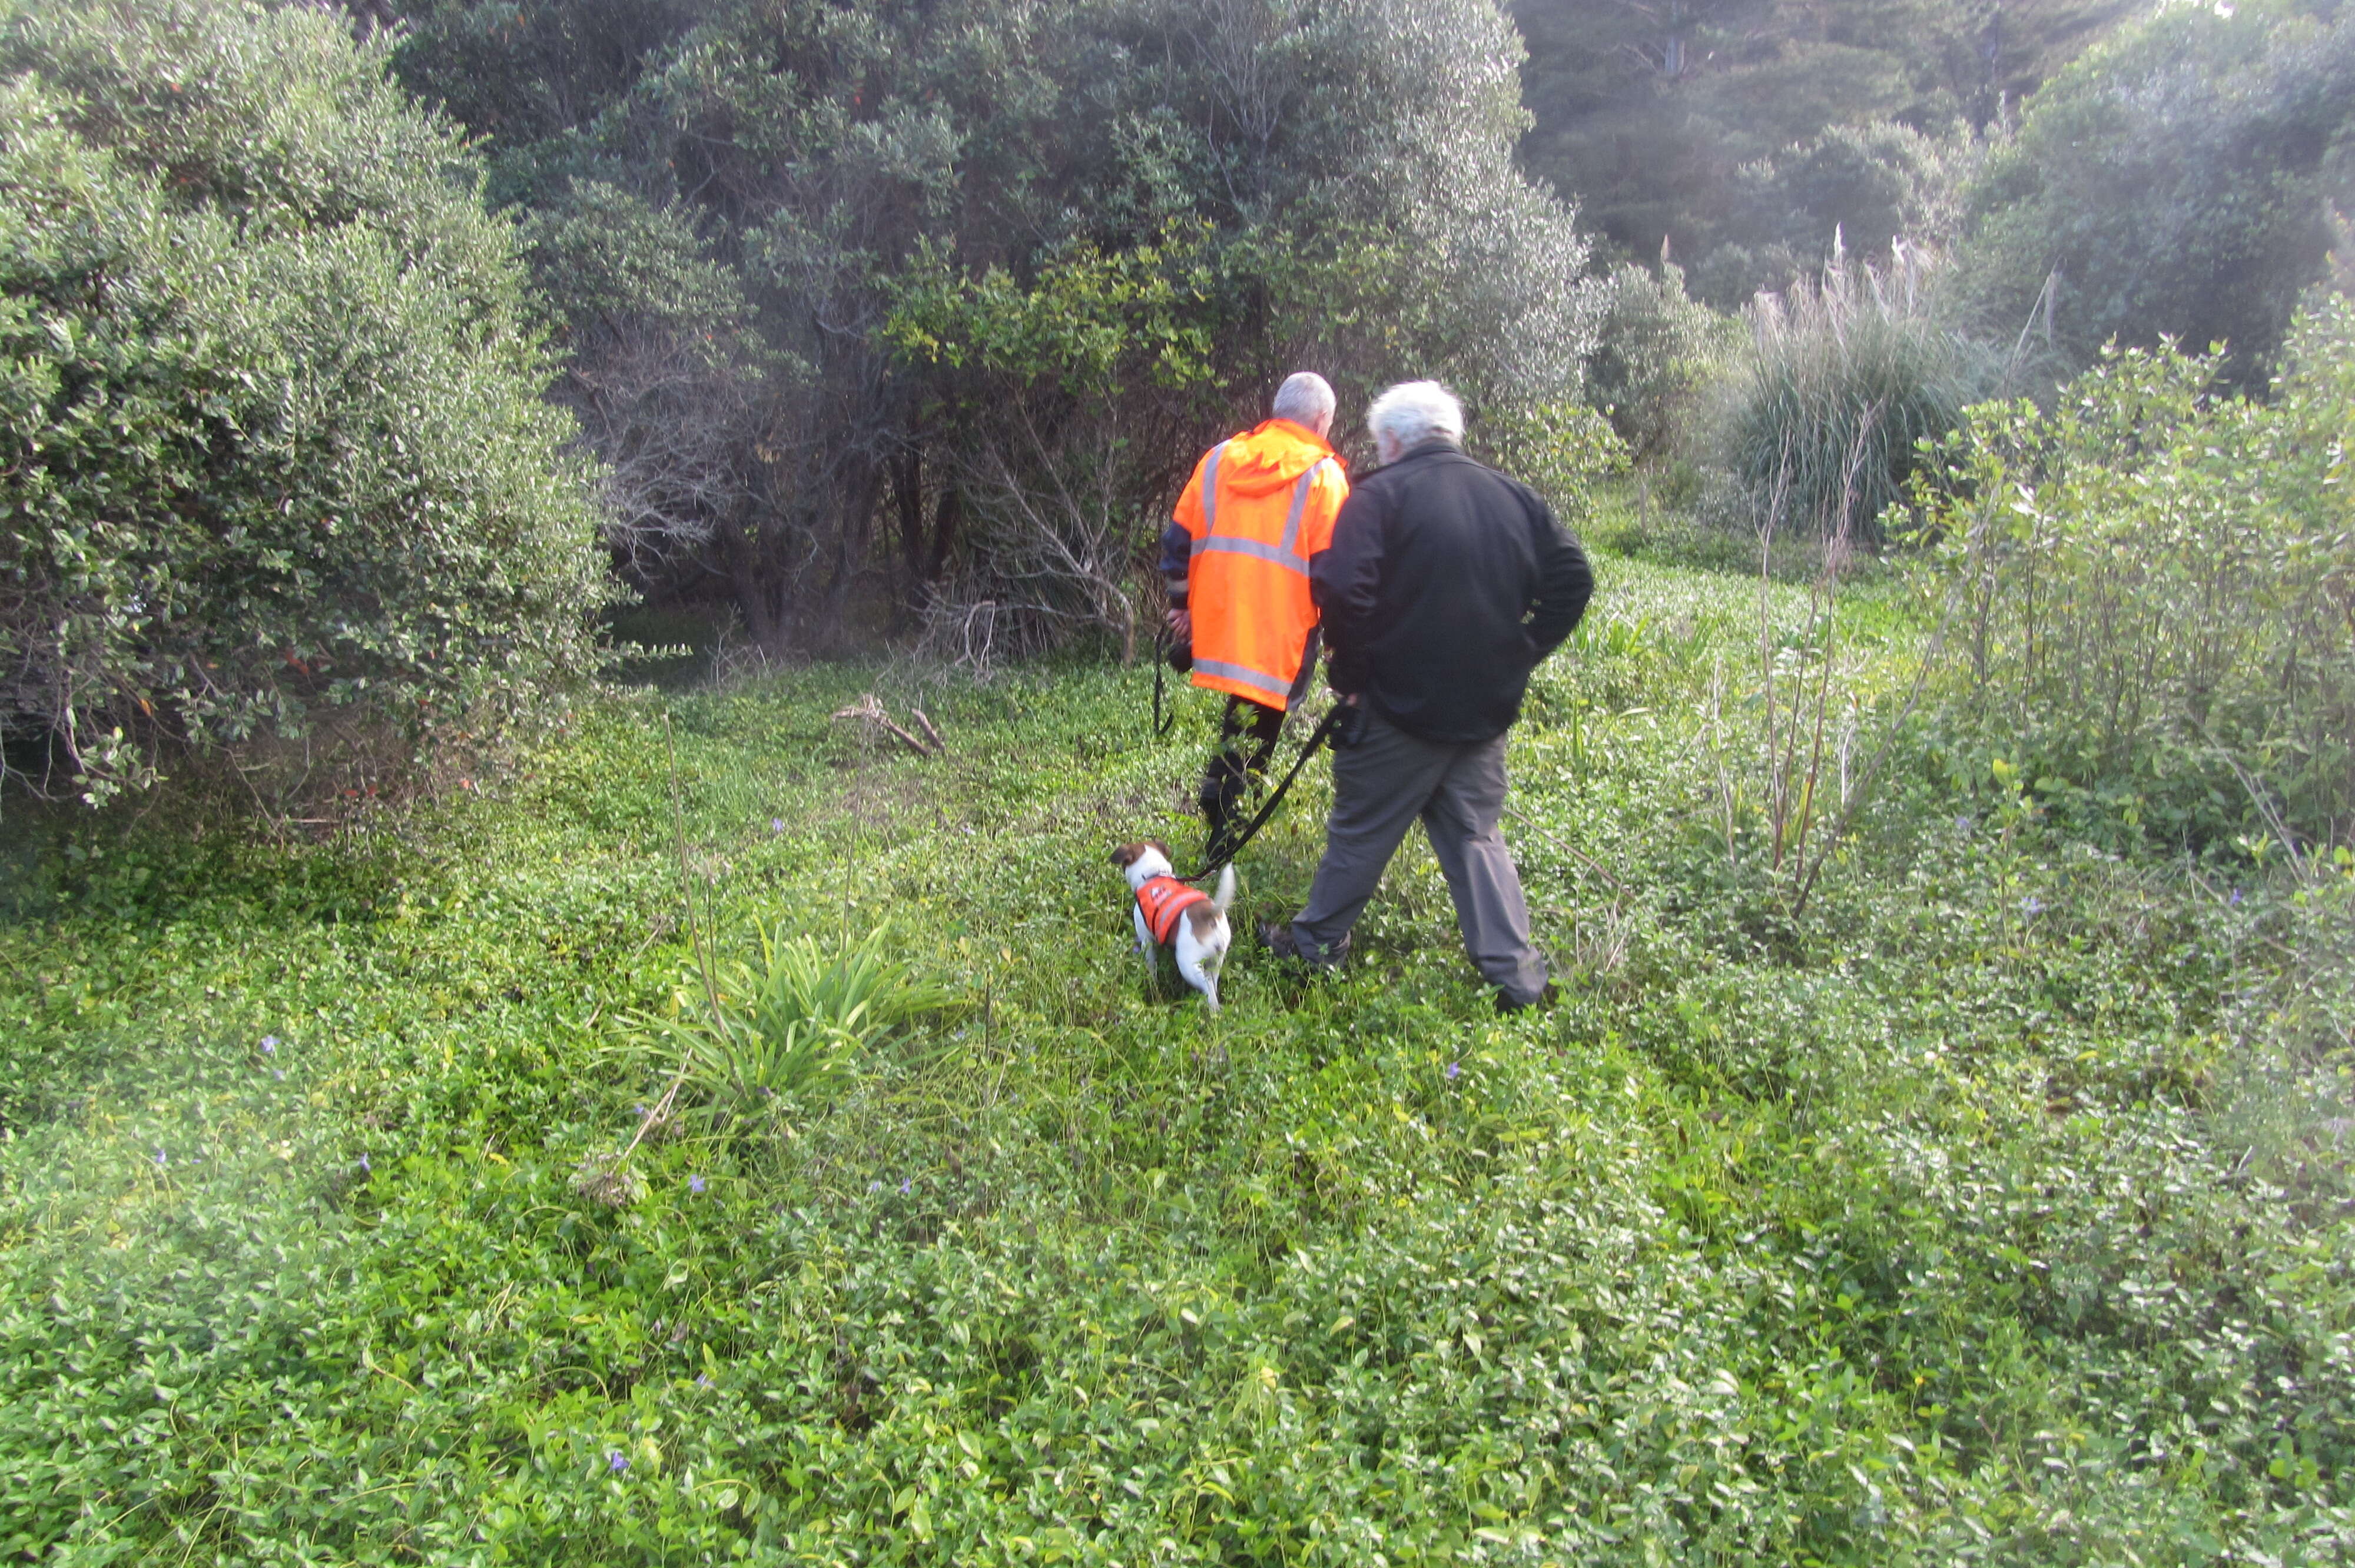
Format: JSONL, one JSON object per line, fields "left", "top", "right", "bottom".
{"left": 1271, "top": 371, "right": 1336, "bottom": 428}
{"left": 1366, "top": 380, "right": 1464, "bottom": 454}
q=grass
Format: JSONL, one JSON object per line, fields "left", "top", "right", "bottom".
{"left": 2, "top": 552, "right": 2351, "bottom": 1564}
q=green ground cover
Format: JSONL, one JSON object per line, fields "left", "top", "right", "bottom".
{"left": 4, "top": 554, "right": 2351, "bottom": 1565}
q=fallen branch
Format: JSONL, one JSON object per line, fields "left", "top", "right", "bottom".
{"left": 911, "top": 706, "right": 947, "bottom": 755}
{"left": 831, "top": 693, "right": 943, "bottom": 758}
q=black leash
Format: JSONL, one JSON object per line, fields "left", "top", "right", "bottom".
{"left": 1152, "top": 630, "right": 1176, "bottom": 739}
{"left": 1178, "top": 702, "right": 1348, "bottom": 882}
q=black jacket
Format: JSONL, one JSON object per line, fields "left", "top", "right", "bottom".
{"left": 1312, "top": 441, "right": 1593, "bottom": 743}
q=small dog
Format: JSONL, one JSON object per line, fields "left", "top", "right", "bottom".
{"left": 1110, "top": 841, "right": 1236, "bottom": 1012}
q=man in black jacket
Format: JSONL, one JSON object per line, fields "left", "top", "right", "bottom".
{"left": 1264, "top": 380, "right": 1593, "bottom": 1011}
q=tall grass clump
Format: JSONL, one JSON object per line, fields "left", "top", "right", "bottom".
{"left": 1714, "top": 242, "right": 2001, "bottom": 546}
{"left": 665, "top": 921, "right": 950, "bottom": 1121}
{"left": 1909, "top": 299, "right": 2355, "bottom": 852}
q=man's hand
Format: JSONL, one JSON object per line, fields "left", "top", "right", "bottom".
{"left": 1165, "top": 607, "right": 1192, "bottom": 642}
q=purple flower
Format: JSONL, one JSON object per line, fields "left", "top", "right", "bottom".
{"left": 2230, "top": 888, "right": 2245, "bottom": 906}
{"left": 152, "top": 1148, "right": 167, "bottom": 1169}
{"left": 359, "top": 1152, "right": 372, "bottom": 1174}
{"left": 696, "top": 1373, "right": 713, "bottom": 1388}
{"left": 869, "top": 1180, "right": 884, "bottom": 1193}
{"left": 608, "top": 1451, "right": 629, "bottom": 1474}
{"left": 1445, "top": 1061, "right": 1461, "bottom": 1082}
{"left": 770, "top": 818, "right": 785, "bottom": 835}
{"left": 2019, "top": 896, "right": 2045, "bottom": 916}
{"left": 272, "top": 1069, "right": 286, "bottom": 1081}
{"left": 688, "top": 1175, "right": 706, "bottom": 1195}
{"left": 261, "top": 1037, "right": 278, "bottom": 1055}
{"left": 899, "top": 1178, "right": 911, "bottom": 1195}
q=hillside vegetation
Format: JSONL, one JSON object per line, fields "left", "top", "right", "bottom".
{"left": 4, "top": 1, "right": 2354, "bottom": 1562}
{"left": 5, "top": 547, "right": 2352, "bottom": 1563}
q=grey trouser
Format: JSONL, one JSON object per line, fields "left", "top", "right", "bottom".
{"left": 1289, "top": 706, "right": 1548, "bottom": 1005}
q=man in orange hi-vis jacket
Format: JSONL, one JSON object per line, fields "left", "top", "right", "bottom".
{"left": 1161, "top": 373, "right": 1350, "bottom": 862}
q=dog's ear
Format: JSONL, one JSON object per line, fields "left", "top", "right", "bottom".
{"left": 1110, "top": 843, "right": 1144, "bottom": 868}
{"left": 1145, "top": 838, "right": 1172, "bottom": 859}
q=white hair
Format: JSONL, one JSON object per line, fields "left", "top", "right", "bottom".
{"left": 1366, "top": 381, "right": 1464, "bottom": 457}
{"left": 1270, "top": 371, "right": 1336, "bottom": 428}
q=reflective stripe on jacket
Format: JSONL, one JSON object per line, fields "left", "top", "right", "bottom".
{"left": 1135, "top": 874, "right": 1210, "bottom": 946}
{"left": 1173, "top": 418, "right": 1349, "bottom": 710}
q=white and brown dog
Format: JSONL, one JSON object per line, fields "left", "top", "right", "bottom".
{"left": 1110, "top": 842, "right": 1236, "bottom": 1012}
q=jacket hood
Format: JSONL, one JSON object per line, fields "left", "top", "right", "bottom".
{"left": 1217, "top": 419, "right": 1342, "bottom": 497}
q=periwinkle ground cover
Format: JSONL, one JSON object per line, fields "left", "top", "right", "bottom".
{"left": 2, "top": 554, "right": 2351, "bottom": 1565}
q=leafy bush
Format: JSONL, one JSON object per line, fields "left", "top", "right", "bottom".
{"left": 1583, "top": 261, "right": 1737, "bottom": 460}
{"left": 1711, "top": 245, "right": 2002, "bottom": 544}
{"left": 0, "top": 0, "right": 606, "bottom": 804}
{"left": 1910, "top": 301, "right": 2355, "bottom": 851}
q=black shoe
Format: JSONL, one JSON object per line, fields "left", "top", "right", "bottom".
{"left": 1495, "top": 981, "right": 1559, "bottom": 1015}
{"left": 1257, "top": 919, "right": 1302, "bottom": 960}
{"left": 1258, "top": 920, "right": 1347, "bottom": 971}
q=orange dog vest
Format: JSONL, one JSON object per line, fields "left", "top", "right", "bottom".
{"left": 1135, "top": 874, "right": 1211, "bottom": 945}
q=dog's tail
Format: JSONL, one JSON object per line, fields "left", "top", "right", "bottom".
{"left": 1210, "top": 862, "right": 1237, "bottom": 913}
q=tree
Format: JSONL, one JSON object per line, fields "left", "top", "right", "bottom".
{"left": 1691, "top": 118, "right": 1977, "bottom": 304}
{"left": 1950, "top": 1, "right": 2355, "bottom": 387}
{"left": 372, "top": 0, "right": 1600, "bottom": 654}
{"left": 1, "top": 0, "right": 607, "bottom": 803}
{"left": 1511, "top": 0, "right": 2146, "bottom": 290}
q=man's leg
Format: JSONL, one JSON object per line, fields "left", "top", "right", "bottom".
{"left": 1200, "top": 696, "right": 1285, "bottom": 862}
{"left": 1419, "top": 735, "right": 1549, "bottom": 1005}
{"left": 1288, "top": 707, "right": 1452, "bottom": 966}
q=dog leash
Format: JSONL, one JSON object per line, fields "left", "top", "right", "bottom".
{"left": 1152, "top": 630, "right": 1177, "bottom": 739}
{"left": 1177, "top": 702, "right": 1349, "bottom": 882}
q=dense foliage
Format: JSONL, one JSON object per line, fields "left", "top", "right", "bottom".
{"left": 1581, "top": 260, "right": 1737, "bottom": 459}
{"left": 0, "top": 0, "right": 608, "bottom": 803}
{"left": 5, "top": 549, "right": 2351, "bottom": 1561}
{"left": 1511, "top": 0, "right": 2144, "bottom": 297}
{"left": 373, "top": 0, "right": 1600, "bottom": 655}
{"left": 1950, "top": 0, "right": 2355, "bottom": 388}
{"left": 1912, "top": 302, "right": 2355, "bottom": 851}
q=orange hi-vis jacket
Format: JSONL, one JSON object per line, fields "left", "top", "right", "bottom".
{"left": 1174, "top": 418, "right": 1349, "bottom": 710}
{"left": 1135, "top": 874, "right": 1211, "bottom": 945}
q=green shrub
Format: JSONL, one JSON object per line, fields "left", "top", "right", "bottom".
{"left": 1909, "top": 301, "right": 2355, "bottom": 851}
{"left": 1583, "top": 261, "right": 1737, "bottom": 460}
{"left": 1467, "top": 396, "right": 1630, "bottom": 526}
{"left": 0, "top": 0, "right": 607, "bottom": 805}
{"left": 1711, "top": 246, "right": 2002, "bottom": 546}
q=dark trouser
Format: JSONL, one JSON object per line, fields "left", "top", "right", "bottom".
{"left": 1200, "top": 696, "right": 1285, "bottom": 862}
{"left": 1198, "top": 632, "right": 1319, "bottom": 863}
{"left": 1289, "top": 706, "right": 1548, "bottom": 1005}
